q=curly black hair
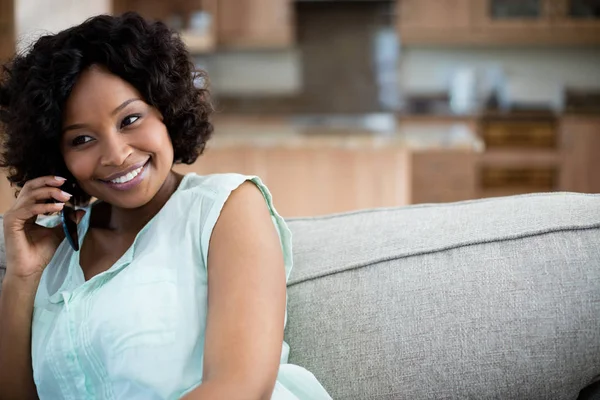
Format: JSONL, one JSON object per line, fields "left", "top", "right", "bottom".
{"left": 0, "top": 12, "right": 213, "bottom": 201}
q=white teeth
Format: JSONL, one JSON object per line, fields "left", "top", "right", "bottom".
{"left": 110, "top": 165, "right": 144, "bottom": 184}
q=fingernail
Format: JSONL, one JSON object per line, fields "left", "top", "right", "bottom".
{"left": 55, "top": 176, "right": 67, "bottom": 182}
{"left": 55, "top": 202, "right": 65, "bottom": 208}
{"left": 61, "top": 191, "right": 72, "bottom": 198}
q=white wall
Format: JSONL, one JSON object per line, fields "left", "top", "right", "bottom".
{"left": 398, "top": 46, "right": 600, "bottom": 94}
{"left": 197, "top": 49, "right": 302, "bottom": 96}
{"left": 16, "top": 0, "right": 110, "bottom": 51}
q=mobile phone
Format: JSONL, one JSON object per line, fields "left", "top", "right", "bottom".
{"left": 60, "top": 180, "right": 79, "bottom": 252}
{"left": 61, "top": 203, "right": 79, "bottom": 251}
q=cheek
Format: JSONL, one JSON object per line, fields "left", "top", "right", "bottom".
{"left": 63, "top": 152, "right": 96, "bottom": 180}
{"left": 140, "top": 121, "right": 173, "bottom": 162}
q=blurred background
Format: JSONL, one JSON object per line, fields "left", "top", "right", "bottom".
{"left": 0, "top": 0, "right": 599, "bottom": 217}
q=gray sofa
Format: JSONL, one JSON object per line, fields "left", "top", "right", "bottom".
{"left": 1, "top": 192, "right": 600, "bottom": 399}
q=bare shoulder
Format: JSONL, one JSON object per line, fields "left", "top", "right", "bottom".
{"left": 216, "top": 180, "right": 272, "bottom": 228}
{"left": 222, "top": 180, "right": 270, "bottom": 216}
{"left": 208, "top": 180, "right": 281, "bottom": 267}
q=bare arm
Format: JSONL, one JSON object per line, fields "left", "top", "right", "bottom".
{"left": 183, "top": 181, "right": 287, "bottom": 400}
{"left": 0, "top": 273, "right": 41, "bottom": 400}
{"left": 0, "top": 176, "right": 72, "bottom": 400}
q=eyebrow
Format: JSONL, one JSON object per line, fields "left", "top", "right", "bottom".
{"left": 62, "top": 98, "right": 142, "bottom": 133}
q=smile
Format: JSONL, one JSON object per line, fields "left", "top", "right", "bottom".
{"left": 110, "top": 164, "right": 144, "bottom": 184}
{"left": 100, "top": 159, "right": 150, "bottom": 191}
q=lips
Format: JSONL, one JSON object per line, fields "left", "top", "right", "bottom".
{"left": 100, "top": 159, "right": 150, "bottom": 192}
{"left": 99, "top": 158, "right": 150, "bottom": 182}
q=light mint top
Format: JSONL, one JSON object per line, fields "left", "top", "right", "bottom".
{"left": 32, "top": 173, "right": 331, "bottom": 400}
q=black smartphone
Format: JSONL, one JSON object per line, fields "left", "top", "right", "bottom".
{"left": 60, "top": 180, "right": 79, "bottom": 252}
{"left": 61, "top": 203, "right": 79, "bottom": 251}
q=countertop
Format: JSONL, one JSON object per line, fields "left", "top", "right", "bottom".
{"left": 209, "top": 115, "right": 484, "bottom": 152}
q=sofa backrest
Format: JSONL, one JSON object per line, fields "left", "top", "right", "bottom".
{"left": 284, "top": 193, "right": 600, "bottom": 399}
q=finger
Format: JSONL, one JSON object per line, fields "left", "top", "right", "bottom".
{"left": 19, "top": 176, "right": 67, "bottom": 195}
{"left": 9, "top": 202, "right": 64, "bottom": 226}
{"left": 27, "top": 187, "right": 72, "bottom": 204}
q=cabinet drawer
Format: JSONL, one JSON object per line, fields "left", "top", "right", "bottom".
{"left": 480, "top": 166, "right": 557, "bottom": 190}
{"left": 481, "top": 121, "right": 557, "bottom": 149}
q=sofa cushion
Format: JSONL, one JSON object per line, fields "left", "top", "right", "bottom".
{"left": 285, "top": 193, "right": 600, "bottom": 399}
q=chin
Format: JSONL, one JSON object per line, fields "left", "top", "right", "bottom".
{"left": 86, "top": 183, "right": 154, "bottom": 209}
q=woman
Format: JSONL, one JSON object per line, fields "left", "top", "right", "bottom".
{"left": 0, "top": 12, "right": 331, "bottom": 400}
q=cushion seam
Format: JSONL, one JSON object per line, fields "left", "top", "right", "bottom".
{"left": 287, "top": 223, "right": 600, "bottom": 287}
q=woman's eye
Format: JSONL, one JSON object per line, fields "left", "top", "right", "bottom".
{"left": 71, "top": 135, "right": 94, "bottom": 146}
{"left": 121, "top": 114, "right": 141, "bottom": 128}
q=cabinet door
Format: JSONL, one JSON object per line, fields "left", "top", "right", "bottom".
{"left": 398, "top": 0, "right": 472, "bottom": 30}
{"left": 0, "top": 0, "right": 14, "bottom": 62}
{"left": 560, "top": 117, "right": 600, "bottom": 193}
{"left": 176, "top": 146, "right": 410, "bottom": 217}
{"left": 411, "top": 151, "right": 477, "bottom": 204}
{"left": 218, "top": 0, "right": 294, "bottom": 49}
{"left": 472, "top": 0, "right": 553, "bottom": 29}
{"left": 397, "top": 0, "right": 474, "bottom": 44}
{"left": 551, "top": 0, "right": 600, "bottom": 42}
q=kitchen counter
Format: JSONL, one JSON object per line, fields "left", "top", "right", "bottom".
{"left": 209, "top": 115, "right": 484, "bottom": 152}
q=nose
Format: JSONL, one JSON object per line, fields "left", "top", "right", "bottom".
{"left": 99, "top": 133, "right": 132, "bottom": 167}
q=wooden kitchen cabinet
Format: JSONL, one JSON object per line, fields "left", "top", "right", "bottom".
{"left": 113, "top": 0, "right": 216, "bottom": 23}
{"left": 0, "top": 0, "right": 14, "bottom": 62}
{"left": 175, "top": 146, "right": 410, "bottom": 218}
{"left": 471, "top": 0, "right": 552, "bottom": 30}
{"left": 476, "top": 115, "right": 564, "bottom": 198}
{"left": 398, "top": 0, "right": 472, "bottom": 30}
{"left": 560, "top": 116, "right": 600, "bottom": 194}
{"left": 217, "top": 0, "right": 294, "bottom": 49}
{"left": 473, "top": 0, "right": 600, "bottom": 44}
{"left": 397, "top": 0, "right": 474, "bottom": 44}
{"left": 551, "top": 0, "right": 600, "bottom": 43}
{"left": 397, "top": 0, "right": 600, "bottom": 45}
{"left": 113, "top": 0, "right": 294, "bottom": 50}
{"left": 553, "top": 0, "right": 600, "bottom": 27}
{"left": 411, "top": 151, "right": 477, "bottom": 204}
{"left": 0, "top": 1, "right": 14, "bottom": 211}
{"left": 112, "top": 0, "right": 218, "bottom": 53}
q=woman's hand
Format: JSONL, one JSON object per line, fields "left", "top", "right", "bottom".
{"left": 2, "top": 176, "right": 76, "bottom": 280}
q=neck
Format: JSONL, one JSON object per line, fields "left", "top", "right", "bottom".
{"left": 107, "top": 170, "right": 183, "bottom": 235}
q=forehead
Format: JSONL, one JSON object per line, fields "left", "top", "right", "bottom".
{"left": 63, "top": 66, "right": 141, "bottom": 121}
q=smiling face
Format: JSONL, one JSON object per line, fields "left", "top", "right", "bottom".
{"left": 61, "top": 65, "right": 175, "bottom": 209}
